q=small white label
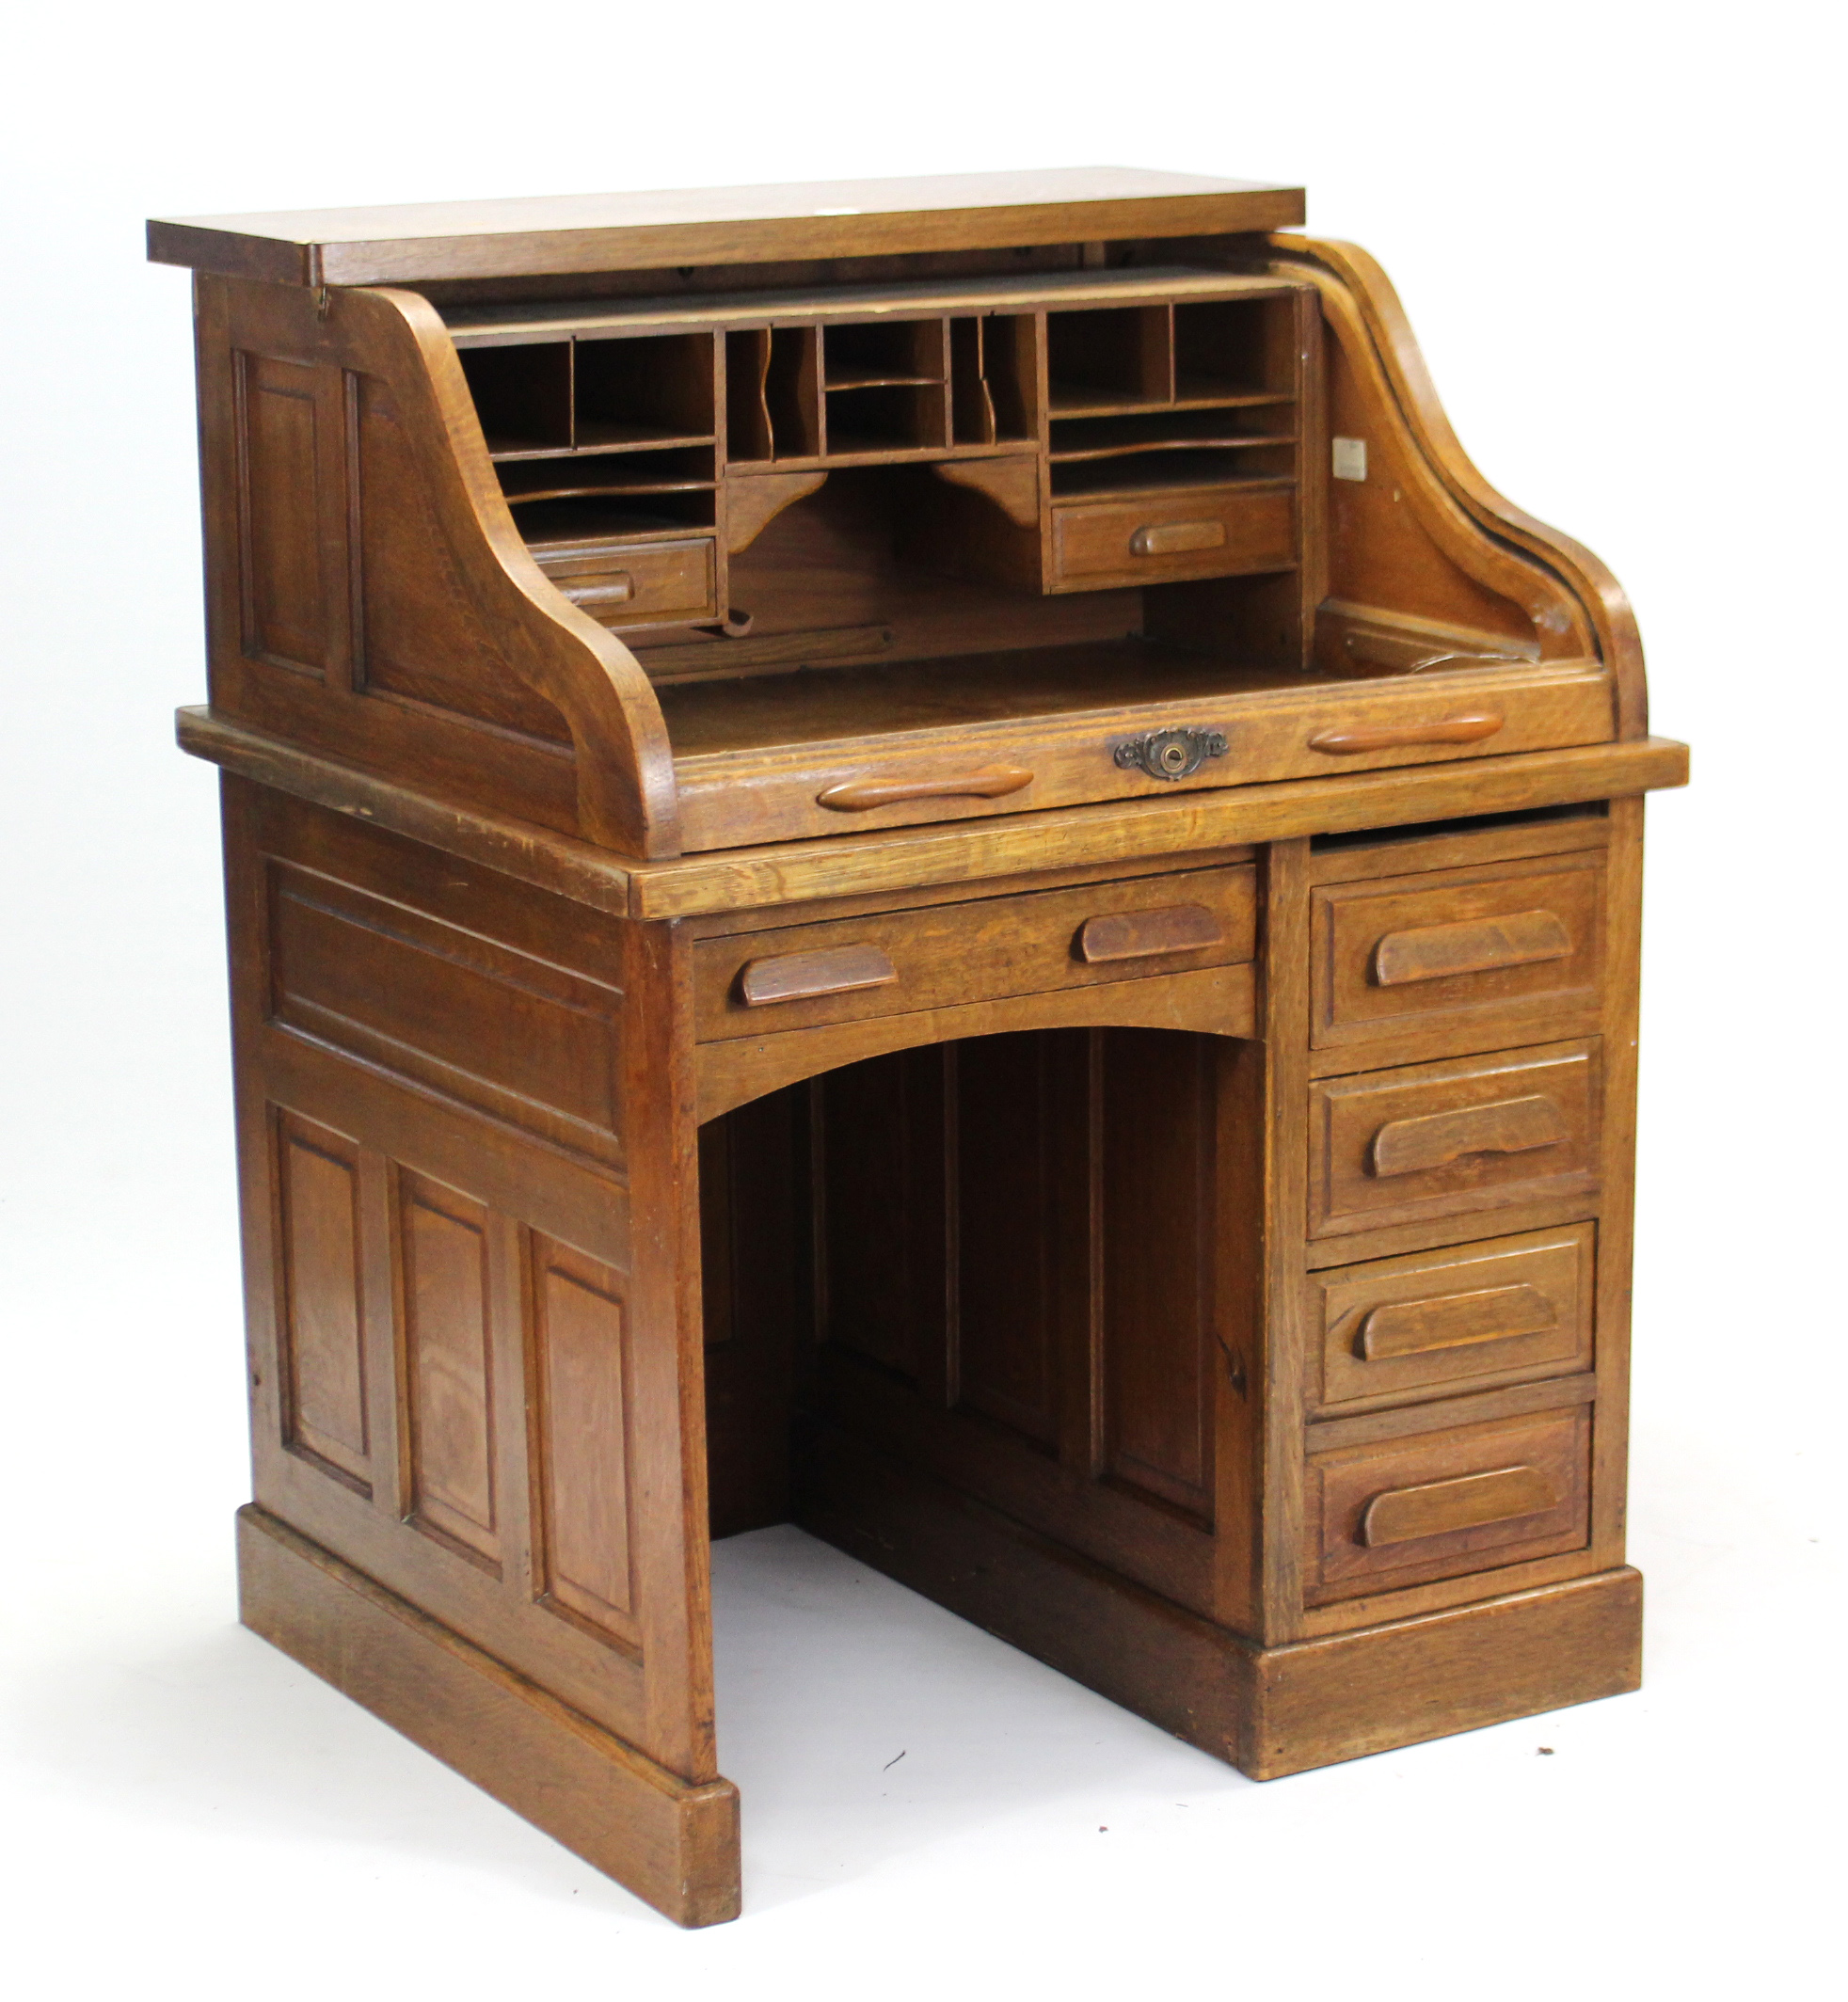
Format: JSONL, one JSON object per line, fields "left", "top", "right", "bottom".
{"left": 1331, "top": 437, "right": 1368, "bottom": 482}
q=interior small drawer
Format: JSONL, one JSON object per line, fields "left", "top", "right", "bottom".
{"left": 1313, "top": 850, "right": 1605, "bottom": 1056}
{"left": 1049, "top": 485, "right": 1295, "bottom": 591}
{"left": 535, "top": 536, "right": 715, "bottom": 628}
{"left": 693, "top": 864, "right": 1256, "bottom": 1041}
{"left": 1310, "top": 1224, "right": 1594, "bottom": 1415}
{"left": 1305, "top": 1404, "right": 1592, "bottom": 1603}
{"left": 1308, "top": 1039, "right": 1601, "bottom": 1240}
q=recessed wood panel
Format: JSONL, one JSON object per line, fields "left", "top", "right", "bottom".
{"left": 268, "top": 864, "right": 624, "bottom": 1163}
{"left": 951, "top": 1035, "right": 1071, "bottom": 1448}
{"left": 1100, "top": 1030, "right": 1215, "bottom": 1518}
{"left": 534, "top": 1237, "right": 637, "bottom": 1641}
{"left": 276, "top": 1111, "right": 370, "bottom": 1486}
{"left": 700, "top": 1091, "right": 806, "bottom": 1537}
{"left": 812, "top": 1049, "right": 948, "bottom": 1387}
{"left": 236, "top": 353, "right": 340, "bottom": 675}
{"left": 401, "top": 1172, "right": 498, "bottom": 1561}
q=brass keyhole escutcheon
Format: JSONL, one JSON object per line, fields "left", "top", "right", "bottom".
{"left": 1112, "top": 726, "right": 1231, "bottom": 782}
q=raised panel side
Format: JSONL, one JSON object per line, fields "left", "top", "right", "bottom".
{"left": 401, "top": 1171, "right": 499, "bottom": 1563}
{"left": 275, "top": 1110, "right": 370, "bottom": 1487}
{"left": 1100, "top": 1030, "right": 1216, "bottom": 1520}
{"left": 234, "top": 352, "right": 347, "bottom": 677}
{"left": 533, "top": 1235, "right": 640, "bottom": 1647}
{"left": 266, "top": 860, "right": 625, "bottom": 1166}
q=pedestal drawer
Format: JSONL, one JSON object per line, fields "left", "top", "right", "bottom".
{"left": 1310, "top": 1225, "right": 1595, "bottom": 1415}
{"left": 693, "top": 863, "right": 1257, "bottom": 1041}
{"left": 1305, "top": 1404, "right": 1592, "bottom": 1602}
{"left": 1312, "top": 850, "right": 1606, "bottom": 1057}
{"left": 1308, "top": 1039, "right": 1601, "bottom": 1239}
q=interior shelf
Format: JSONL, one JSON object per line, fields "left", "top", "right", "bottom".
{"left": 555, "top": 424, "right": 716, "bottom": 454}
{"left": 1048, "top": 385, "right": 1293, "bottom": 419}
{"left": 825, "top": 370, "right": 941, "bottom": 391}
{"left": 1050, "top": 408, "right": 1297, "bottom": 460}
{"left": 1049, "top": 457, "right": 1297, "bottom": 500}
{"left": 499, "top": 445, "right": 717, "bottom": 504}
{"left": 1051, "top": 437, "right": 1298, "bottom": 467}
{"left": 511, "top": 498, "right": 717, "bottom": 546}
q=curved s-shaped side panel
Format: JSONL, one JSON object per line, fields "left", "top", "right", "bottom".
{"left": 193, "top": 274, "right": 680, "bottom": 856}
{"left": 1268, "top": 235, "right": 1647, "bottom": 739}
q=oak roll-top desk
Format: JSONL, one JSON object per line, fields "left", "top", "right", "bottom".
{"left": 149, "top": 168, "right": 1688, "bottom": 1927}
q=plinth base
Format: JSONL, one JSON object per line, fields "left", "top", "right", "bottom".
{"left": 796, "top": 1425, "right": 1643, "bottom": 1779}
{"left": 235, "top": 1507, "right": 741, "bottom": 1927}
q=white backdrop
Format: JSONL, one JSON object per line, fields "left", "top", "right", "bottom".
{"left": 2, "top": 2, "right": 1841, "bottom": 1994}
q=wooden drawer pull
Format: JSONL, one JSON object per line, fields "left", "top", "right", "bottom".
{"left": 739, "top": 944, "right": 898, "bottom": 1008}
{"left": 1078, "top": 902, "right": 1223, "bottom": 963}
{"left": 565, "top": 574, "right": 634, "bottom": 607}
{"left": 1362, "top": 1464, "right": 1557, "bottom": 1547}
{"left": 816, "top": 765, "right": 1032, "bottom": 811}
{"left": 1359, "top": 1283, "right": 1558, "bottom": 1361}
{"left": 1308, "top": 713, "right": 1504, "bottom": 755}
{"left": 1370, "top": 1093, "right": 1569, "bottom": 1178}
{"left": 1374, "top": 909, "right": 1571, "bottom": 986}
{"left": 1130, "top": 519, "right": 1226, "bottom": 558}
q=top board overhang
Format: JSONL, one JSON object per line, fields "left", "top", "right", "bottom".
{"left": 146, "top": 167, "right": 1306, "bottom": 288}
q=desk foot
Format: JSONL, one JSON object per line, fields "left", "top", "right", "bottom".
{"left": 234, "top": 1506, "right": 742, "bottom": 1927}
{"left": 796, "top": 1426, "right": 1642, "bottom": 1778}
{"left": 1241, "top": 1567, "right": 1643, "bottom": 1776}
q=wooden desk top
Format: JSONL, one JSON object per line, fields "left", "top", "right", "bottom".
{"left": 145, "top": 167, "right": 1307, "bottom": 287}
{"left": 177, "top": 706, "right": 1688, "bottom": 922}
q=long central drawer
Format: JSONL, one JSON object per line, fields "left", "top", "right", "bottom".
{"left": 664, "top": 659, "right": 1616, "bottom": 851}
{"left": 693, "top": 864, "right": 1256, "bottom": 1041}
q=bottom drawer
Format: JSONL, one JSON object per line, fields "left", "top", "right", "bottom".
{"left": 1305, "top": 1404, "right": 1590, "bottom": 1603}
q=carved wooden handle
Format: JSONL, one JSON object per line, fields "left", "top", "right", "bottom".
{"left": 1078, "top": 903, "right": 1223, "bottom": 963}
{"left": 1374, "top": 909, "right": 1571, "bottom": 986}
{"left": 1130, "top": 519, "right": 1226, "bottom": 558}
{"left": 816, "top": 765, "right": 1032, "bottom": 811}
{"left": 1308, "top": 713, "right": 1504, "bottom": 755}
{"left": 1370, "top": 1094, "right": 1569, "bottom": 1178}
{"left": 566, "top": 574, "right": 634, "bottom": 607}
{"left": 1362, "top": 1464, "right": 1557, "bottom": 1547}
{"left": 739, "top": 944, "right": 898, "bottom": 1008}
{"left": 1358, "top": 1283, "right": 1558, "bottom": 1361}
